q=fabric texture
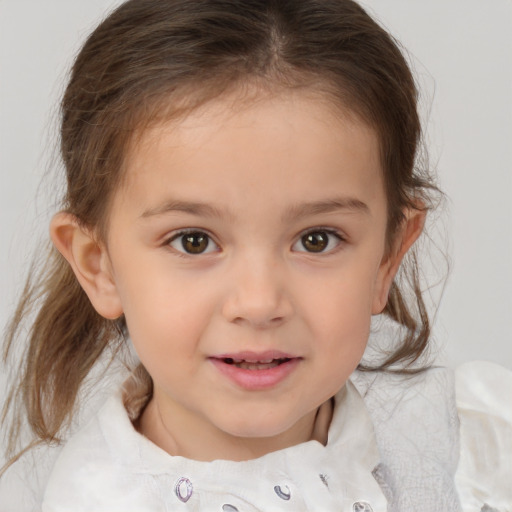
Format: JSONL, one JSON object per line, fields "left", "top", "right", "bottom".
{"left": 1, "top": 362, "right": 510, "bottom": 511}
{"left": 42, "top": 380, "right": 387, "bottom": 511}
{"left": 351, "top": 368, "right": 462, "bottom": 511}
{"left": 455, "top": 361, "right": 512, "bottom": 512}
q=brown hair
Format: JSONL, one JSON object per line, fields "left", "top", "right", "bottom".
{"left": 2, "top": 0, "right": 437, "bottom": 469}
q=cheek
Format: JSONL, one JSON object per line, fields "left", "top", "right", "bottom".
{"left": 297, "top": 261, "right": 381, "bottom": 355}
{"left": 117, "top": 266, "right": 221, "bottom": 353}
{"left": 303, "top": 264, "right": 379, "bottom": 322}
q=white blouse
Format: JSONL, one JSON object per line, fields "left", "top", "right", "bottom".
{"left": 42, "top": 380, "right": 388, "bottom": 511}
{"left": 1, "top": 361, "right": 510, "bottom": 511}
{"left": 455, "top": 361, "right": 512, "bottom": 511}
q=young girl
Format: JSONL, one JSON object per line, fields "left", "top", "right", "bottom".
{"left": 1, "top": 0, "right": 510, "bottom": 511}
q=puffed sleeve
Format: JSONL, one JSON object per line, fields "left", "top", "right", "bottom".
{"left": 455, "top": 361, "right": 512, "bottom": 512}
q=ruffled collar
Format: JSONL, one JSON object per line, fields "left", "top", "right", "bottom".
{"left": 99, "top": 379, "right": 387, "bottom": 510}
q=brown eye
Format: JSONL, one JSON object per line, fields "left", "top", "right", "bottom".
{"left": 301, "top": 231, "right": 329, "bottom": 252}
{"left": 182, "top": 232, "right": 209, "bottom": 253}
{"left": 169, "top": 231, "right": 218, "bottom": 255}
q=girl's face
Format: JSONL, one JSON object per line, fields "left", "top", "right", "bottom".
{"left": 102, "top": 91, "right": 395, "bottom": 460}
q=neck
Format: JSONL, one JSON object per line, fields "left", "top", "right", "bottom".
{"left": 137, "top": 394, "right": 333, "bottom": 462}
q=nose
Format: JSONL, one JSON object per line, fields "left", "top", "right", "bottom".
{"left": 221, "top": 252, "right": 293, "bottom": 328}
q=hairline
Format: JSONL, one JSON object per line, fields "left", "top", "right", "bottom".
{"left": 97, "top": 74, "right": 385, "bottom": 243}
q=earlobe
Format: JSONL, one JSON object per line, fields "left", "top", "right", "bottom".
{"left": 372, "top": 207, "right": 426, "bottom": 314}
{"left": 50, "top": 212, "right": 123, "bottom": 320}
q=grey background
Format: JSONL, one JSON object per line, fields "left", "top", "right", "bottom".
{"left": 1, "top": 0, "right": 511, "bottom": 383}
{"left": 0, "top": 0, "right": 511, "bottom": 506}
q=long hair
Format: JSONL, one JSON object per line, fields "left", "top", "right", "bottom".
{"left": 3, "top": 0, "right": 437, "bottom": 470}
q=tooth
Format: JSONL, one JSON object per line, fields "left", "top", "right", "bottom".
{"left": 234, "top": 361, "right": 281, "bottom": 370}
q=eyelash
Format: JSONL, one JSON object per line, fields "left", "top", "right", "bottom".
{"left": 164, "top": 227, "right": 346, "bottom": 256}
{"left": 292, "top": 228, "right": 346, "bottom": 255}
{"left": 166, "top": 229, "right": 220, "bottom": 256}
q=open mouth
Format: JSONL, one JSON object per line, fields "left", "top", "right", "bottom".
{"left": 210, "top": 353, "right": 299, "bottom": 389}
{"left": 221, "top": 357, "right": 292, "bottom": 370}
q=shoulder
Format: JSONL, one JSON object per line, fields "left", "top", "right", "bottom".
{"left": 41, "top": 391, "right": 168, "bottom": 512}
{"left": 455, "top": 361, "right": 512, "bottom": 512}
{"left": 0, "top": 443, "right": 60, "bottom": 512}
{"left": 351, "top": 366, "right": 460, "bottom": 466}
{"left": 352, "top": 367, "right": 462, "bottom": 510}
{"left": 352, "top": 362, "right": 512, "bottom": 512}
{"left": 42, "top": 392, "right": 122, "bottom": 511}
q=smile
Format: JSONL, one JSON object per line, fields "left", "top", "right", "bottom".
{"left": 222, "top": 357, "right": 292, "bottom": 370}
{"left": 209, "top": 351, "right": 301, "bottom": 390}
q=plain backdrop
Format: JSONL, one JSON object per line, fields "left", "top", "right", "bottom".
{"left": 1, "top": 0, "right": 511, "bottom": 388}
{"left": 0, "top": 1, "right": 511, "bottom": 506}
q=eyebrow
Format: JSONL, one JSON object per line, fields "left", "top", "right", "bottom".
{"left": 283, "top": 197, "right": 370, "bottom": 221}
{"left": 140, "top": 200, "right": 227, "bottom": 219}
{"left": 140, "top": 196, "right": 370, "bottom": 220}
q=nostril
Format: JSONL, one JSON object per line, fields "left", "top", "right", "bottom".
{"left": 221, "top": 289, "right": 293, "bottom": 328}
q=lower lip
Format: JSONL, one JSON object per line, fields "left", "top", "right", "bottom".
{"left": 209, "top": 358, "right": 300, "bottom": 390}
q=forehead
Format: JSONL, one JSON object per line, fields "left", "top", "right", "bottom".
{"left": 115, "top": 90, "right": 384, "bottom": 219}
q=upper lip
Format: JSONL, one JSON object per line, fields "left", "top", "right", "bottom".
{"left": 210, "top": 350, "right": 299, "bottom": 363}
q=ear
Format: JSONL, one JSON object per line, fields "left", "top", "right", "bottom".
{"left": 372, "top": 207, "right": 426, "bottom": 314}
{"left": 50, "top": 212, "right": 123, "bottom": 319}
